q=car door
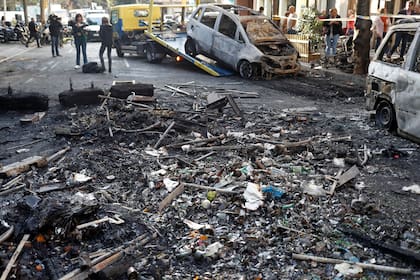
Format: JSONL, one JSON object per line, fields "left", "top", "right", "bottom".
{"left": 394, "top": 27, "right": 420, "bottom": 139}
{"left": 190, "top": 7, "right": 219, "bottom": 55}
{"left": 212, "top": 13, "right": 243, "bottom": 68}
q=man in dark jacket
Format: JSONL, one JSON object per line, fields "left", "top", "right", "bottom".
{"left": 49, "top": 15, "right": 63, "bottom": 57}
{"left": 99, "top": 17, "right": 113, "bottom": 73}
{"left": 26, "top": 18, "right": 40, "bottom": 47}
{"left": 322, "top": 8, "right": 342, "bottom": 57}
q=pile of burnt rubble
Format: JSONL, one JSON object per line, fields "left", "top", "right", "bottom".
{"left": 0, "top": 82, "right": 419, "bottom": 280}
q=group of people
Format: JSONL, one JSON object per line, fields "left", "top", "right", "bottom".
{"left": 70, "top": 13, "right": 113, "bottom": 72}
{"left": 25, "top": 13, "right": 113, "bottom": 72}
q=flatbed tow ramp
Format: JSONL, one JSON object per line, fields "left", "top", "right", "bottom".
{"left": 146, "top": 31, "right": 234, "bottom": 77}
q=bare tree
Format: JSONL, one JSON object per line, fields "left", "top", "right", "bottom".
{"left": 353, "top": 0, "right": 372, "bottom": 74}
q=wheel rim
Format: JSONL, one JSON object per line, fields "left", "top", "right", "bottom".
{"left": 185, "top": 40, "right": 195, "bottom": 56}
{"left": 378, "top": 106, "right": 392, "bottom": 126}
{"left": 239, "top": 61, "right": 253, "bottom": 79}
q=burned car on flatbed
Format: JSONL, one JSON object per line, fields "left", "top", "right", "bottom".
{"left": 366, "top": 22, "right": 420, "bottom": 143}
{"left": 185, "top": 4, "right": 300, "bottom": 79}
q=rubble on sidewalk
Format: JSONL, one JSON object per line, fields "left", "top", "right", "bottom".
{"left": 0, "top": 81, "right": 419, "bottom": 279}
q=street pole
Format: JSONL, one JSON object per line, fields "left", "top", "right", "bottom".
{"left": 3, "top": 0, "right": 6, "bottom": 20}
{"left": 23, "top": 0, "right": 28, "bottom": 23}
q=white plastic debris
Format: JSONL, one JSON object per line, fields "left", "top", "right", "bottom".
{"left": 181, "top": 145, "right": 191, "bottom": 152}
{"left": 150, "top": 169, "right": 167, "bottom": 176}
{"left": 402, "top": 184, "right": 420, "bottom": 194}
{"left": 106, "top": 175, "right": 116, "bottom": 181}
{"left": 163, "top": 178, "right": 179, "bottom": 192}
{"left": 201, "top": 199, "right": 211, "bottom": 209}
{"left": 71, "top": 173, "right": 92, "bottom": 183}
{"left": 334, "top": 263, "right": 363, "bottom": 276}
{"left": 204, "top": 242, "right": 224, "bottom": 257}
{"left": 333, "top": 158, "right": 346, "bottom": 168}
{"left": 302, "top": 180, "right": 326, "bottom": 196}
{"left": 355, "top": 181, "right": 366, "bottom": 191}
{"left": 243, "top": 182, "right": 264, "bottom": 211}
{"left": 183, "top": 219, "right": 212, "bottom": 230}
{"left": 263, "top": 143, "right": 276, "bottom": 151}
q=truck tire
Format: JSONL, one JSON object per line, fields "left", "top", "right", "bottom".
{"left": 184, "top": 38, "right": 197, "bottom": 57}
{"left": 114, "top": 41, "right": 124, "bottom": 57}
{"left": 146, "top": 44, "right": 164, "bottom": 63}
{"left": 376, "top": 100, "right": 397, "bottom": 131}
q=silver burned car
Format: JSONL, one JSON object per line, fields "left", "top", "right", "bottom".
{"left": 366, "top": 22, "right": 420, "bottom": 143}
{"left": 185, "top": 4, "right": 300, "bottom": 79}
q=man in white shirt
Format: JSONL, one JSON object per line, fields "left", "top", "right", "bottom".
{"left": 287, "top": 6, "right": 298, "bottom": 34}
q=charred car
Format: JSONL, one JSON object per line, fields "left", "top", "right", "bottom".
{"left": 185, "top": 4, "right": 300, "bottom": 79}
{"left": 366, "top": 22, "right": 420, "bottom": 143}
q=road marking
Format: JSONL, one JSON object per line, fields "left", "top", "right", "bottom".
{"left": 51, "top": 61, "right": 59, "bottom": 70}
{"left": 24, "top": 78, "right": 33, "bottom": 84}
{"left": 47, "top": 60, "right": 54, "bottom": 65}
{"left": 0, "top": 47, "right": 33, "bottom": 64}
{"left": 124, "top": 59, "right": 130, "bottom": 68}
{"left": 40, "top": 66, "right": 48, "bottom": 71}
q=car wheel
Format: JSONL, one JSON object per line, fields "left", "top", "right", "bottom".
{"left": 184, "top": 38, "right": 197, "bottom": 57}
{"left": 238, "top": 60, "right": 256, "bottom": 79}
{"left": 376, "top": 100, "right": 397, "bottom": 131}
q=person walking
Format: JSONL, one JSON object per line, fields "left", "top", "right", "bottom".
{"left": 71, "top": 13, "right": 88, "bottom": 69}
{"left": 49, "top": 15, "right": 62, "bottom": 57}
{"left": 26, "top": 18, "right": 40, "bottom": 48}
{"left": 323, "top": 8, "right": 342, "bottom": 57}
{"left": 99, "top": 17, "right": 113, "bottom": 73}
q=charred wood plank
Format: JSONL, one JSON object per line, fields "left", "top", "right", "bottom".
{"left": 59, "top": 88, "right": 105, "bottom": 107}
{"left": 0, "top": 93, "right": 49, "bottom": 112}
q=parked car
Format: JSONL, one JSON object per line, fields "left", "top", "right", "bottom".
{"left": 85, "top": 13, "right": 109, "bottom": 41}
{"left": 366, "top": 22, "right": 420, "bottom": 143}
{"left": 185, "top": 4, "right": 300, "bottom": 79}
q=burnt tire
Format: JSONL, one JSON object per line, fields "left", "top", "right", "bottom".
{"left": 184, "top": 38, "right": 197, "bottom": 57}
{"left": 376, "top": 100, "right": 397, "bottom": 131}
{"left": 238, "top": 60, "right": 257, "bottom": 79}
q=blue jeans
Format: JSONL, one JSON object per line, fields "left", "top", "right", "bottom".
{"left": 51, "top": 35, "right": 59, "bottom": 56}
{"left": 74, "top": 36, "right": 87, "bottom": 65}
{"left": 325, "top": 34, "right": 339, "bottom": 56}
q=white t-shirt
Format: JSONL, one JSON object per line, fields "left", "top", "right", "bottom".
{"left": 287, "top": 13, "right": 297, "bottom": 30}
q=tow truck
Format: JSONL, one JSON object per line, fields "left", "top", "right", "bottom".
{"left": 110, "top": 1, "right": 233, "bottom": 77}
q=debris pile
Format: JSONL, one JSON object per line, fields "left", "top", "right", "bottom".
{"left": 0, "top": 82, "right": 419, "bottom": 279}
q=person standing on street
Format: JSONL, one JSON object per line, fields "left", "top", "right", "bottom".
{"left": 49, "top": 15, "right": 62, "bottom": 57}
{"left": 99, "top": 17, "right": 113, "bottom": 73}
{"left": 387, "top": 1, "right": 415, "bottom": 59}
{"left": 323, "top": 8, "right": 342, "bottom": 57}
{"left": 26, "top": 18, "right": 40, "bottom": 48}
{"left": 71, "top": 13, "right": 88, "bottom": 69}
{"left": 286, "top": 6, "right": 298, "bottom": 34}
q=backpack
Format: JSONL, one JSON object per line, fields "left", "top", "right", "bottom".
{"left": 82, "top": 62, "right": 104, "bottom": 73}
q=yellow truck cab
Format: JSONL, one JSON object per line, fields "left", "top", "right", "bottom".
{"left": 110, "top": 3, "right": 193, "bottom": 57}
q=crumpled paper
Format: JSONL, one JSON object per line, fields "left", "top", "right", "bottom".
{"left": 243, "top": 182, "right": 264, "bottom": 210}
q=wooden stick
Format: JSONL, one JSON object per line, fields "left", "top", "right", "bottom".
{"left": 154, "top": 121, "right": 175, "bottom": 149}
{"left": 292, "top": 253, "right": 413, "bottom": 275}
{"left": 183, "top": 182, "right": 240, "bottom": 194}
{"left": 1, "top": 175, "right": 23, "bottom": 190}
{"left": 165, "top": 136, "right": 223, "bottom": 148}
{"left": 6, "top": 138, "right": 46, "bottom": 151}
{"left": 164, "top": 85, "right": 192, "bottom": 96}
{"left": 0, "top": 226, "right": 14, "bottom": 244}
{"left": 0, "top": 234, "right": 30, "bottom": 280}
{"left": 159, "top": 184, "right": 185, "bottom": 212}
{"left": 99, "top": 91, "right": 112, "bottom": 109}
{"left": 113, "top": 121, "right": 161, "bottom": 133}
{"left": 46, "top": 147, "right": 70, "bottom": 163}
{"left": 194, "top": 152, "right": 216, "bottom": 162}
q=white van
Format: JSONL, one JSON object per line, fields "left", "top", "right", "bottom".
{"left": 366, "top": 22, "right": 420, "bottom": 143}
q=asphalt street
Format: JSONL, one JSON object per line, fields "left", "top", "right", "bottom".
{"left": 0, "top": 41, "right": 336, "bottom": 111}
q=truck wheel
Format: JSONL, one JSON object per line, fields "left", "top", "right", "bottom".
{"left": 146, "top": 44, "right": 163, "bottom": 63}
{"left": 238, "top": 60, "right": 257, "bottom": 79}
{"left": 184, "top": 38, "right": 197, "bottom": 57}
{"left": 376, "top": 100, "right": 397, "bottom": 131}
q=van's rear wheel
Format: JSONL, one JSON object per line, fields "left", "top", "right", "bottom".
{"left": 376, "top": 100, "right": 397, "bottom": 131}
{"left": 238, "top": 60, "right": 257, "bottom": 79}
